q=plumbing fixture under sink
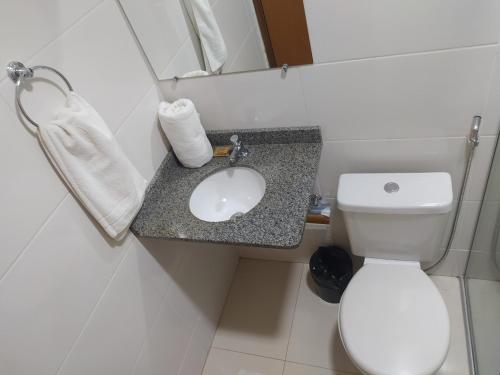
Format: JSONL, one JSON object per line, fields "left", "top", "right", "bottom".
{"left": 189, "top": 167, "right": 266, "bottom": 222}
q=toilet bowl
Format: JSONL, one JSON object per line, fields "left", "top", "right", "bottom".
{"left": 337, "top": 173, "right": 453, "bottom": 375}
{"left": 339, "top": 258, "right": 450, "bottom": 375}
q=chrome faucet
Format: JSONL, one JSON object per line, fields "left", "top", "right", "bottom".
{"left": 229, "top": 135, "right": 249, "bottom": 165}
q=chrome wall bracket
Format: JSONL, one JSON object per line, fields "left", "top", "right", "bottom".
{"left": 5, "top": 61, "right": 74, "bottom": 128}
{"left": 6, "top": 61, "right": 34, "bottom": 84}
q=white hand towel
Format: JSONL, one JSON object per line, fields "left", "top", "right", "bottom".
{"left": 38, "top": 92, "right": 147, "bottom": 240}
{"left": 185, "top": 0, "right": 227, "bottom": 73}
{"left": 182, "top": 70, "right": 209, "bottom": 78}
{"left": 158, "top": 99, "right": 213, "bottom": 168}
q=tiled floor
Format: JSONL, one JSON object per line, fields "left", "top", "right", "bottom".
{"left": 203, "top": 259, "right": 470, "bottom": 375}
{"left": 467, "top": 278, "right": 500, "bottom": 374}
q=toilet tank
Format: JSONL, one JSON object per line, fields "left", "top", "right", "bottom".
{"left": 337, "top": 173, "right": 453, "bottom": 263}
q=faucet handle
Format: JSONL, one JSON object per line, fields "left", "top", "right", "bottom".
{"left": 230, "top": 134, "right": 240, "bottom": 146}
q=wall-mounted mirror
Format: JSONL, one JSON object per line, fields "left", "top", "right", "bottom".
{"left": 118, "top": 0, "right": 313, "bottom": 80}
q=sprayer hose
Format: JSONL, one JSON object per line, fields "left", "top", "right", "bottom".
{"left": 423, "top": 137, "right": 479, "bottom": 272}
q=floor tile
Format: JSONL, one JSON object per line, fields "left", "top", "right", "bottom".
{"left": 284, "top": 361, "right": 348, "bottom": 375}
{"left": 286, "top": 264, "right": 360, "bottom": 373}
{"left": 211, "top": 262, "right": 470, "bottom": 375}
{"left": 202, "top": 348, "right": 284, "bottom": 375}
{"left": 212, "top": 259, "right": 303, "bottom": 360}
{"left": 467, "top": 279, "right": 500, "bottom": 375}
{"left": 432, "top": 277, "right": 470, "bottom": 375}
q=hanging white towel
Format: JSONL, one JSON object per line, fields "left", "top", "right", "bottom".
{"left": 38, "top": 92, "right": 147, "bottom": 240}
{"left": 182, "top": 70, "right": 209, "bottom": 78}
{"left": 158, "top": 99, "right": 213, "bottom": 168}
{"left": 185, "top": 0, "right": 227, "bottom": 73}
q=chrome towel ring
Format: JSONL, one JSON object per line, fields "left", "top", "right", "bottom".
{"left": 6, "top": 61, "right": 74, "bottom": 128}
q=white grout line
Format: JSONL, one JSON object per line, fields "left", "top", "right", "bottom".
{"left": 296, "top": 63, "right": 313, "bottom": 129}
{"left": 284, "top": 263, "right": 305, "bottom": 364}
{"left": 3, "top": 0, "right": 106, "bottom": 76}
{"left": 284, "top": 360, "right": 360, "bottom": 375}
{"left": 129, "top": 286, "right": 172, "bottom": 375}
{"left": 208, "top": 346, "right": 286, "bottom": 363}
{"left": 320, "top": 135, "right": 498, "bottom": 144}
{"left": 159, "top": 42, "right": 500, "bottom": 82}
{"left": 128, "top": 250, "right": 189, "bottom": 375}
{"left": 225, "top": 25, "right": 263, "bottom": 72}
{"left": 53, "top": 239, "right": 133, "bottom": 374}
{"left": 0, "top": 193, "right": 69, "bottom": 283}
{"left": 302, "top": 43, "right": 499, "bottom": 68}
{"left": 113, "top": 85, "right": 156, "bottom": 137}
{"left": 176, "top": 315, "right": 203, "bottom": 375}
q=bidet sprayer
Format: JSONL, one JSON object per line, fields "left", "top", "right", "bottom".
{"left": 469, "top": 115, "right": 481, "bottom": 147}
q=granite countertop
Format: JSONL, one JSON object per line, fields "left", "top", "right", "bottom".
{"left": 131, "top": 126, "right": 322, "bottom": 248}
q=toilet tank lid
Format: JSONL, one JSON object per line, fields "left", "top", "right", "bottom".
{"left": 337, "top": 173, "right": 453, "bottom": 214}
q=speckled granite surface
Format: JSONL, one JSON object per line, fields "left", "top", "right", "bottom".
{"left": 131, "top": 126, "right": 322, "bottom": 248}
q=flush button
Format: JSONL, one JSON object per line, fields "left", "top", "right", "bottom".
{"left": 384, "top": 182, "right": 399, "bottom": 193}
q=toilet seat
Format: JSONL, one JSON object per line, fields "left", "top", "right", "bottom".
{"left": 338, "top": 259, "right": 450, "bottom": 375}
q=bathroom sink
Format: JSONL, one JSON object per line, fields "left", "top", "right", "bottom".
{"left": 189, "top": 167, "right": 266, "bottom": 222}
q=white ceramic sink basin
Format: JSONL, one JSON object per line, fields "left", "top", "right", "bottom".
{"left": 189, "top": 167, "right": 266, "bottom": 222}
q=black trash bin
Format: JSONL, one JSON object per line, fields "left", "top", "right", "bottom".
{"left": 309, "top": 246, "right": 353, "bottom": 303}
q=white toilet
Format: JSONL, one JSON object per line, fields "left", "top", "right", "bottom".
{"left": 337, "top": 173, "right": 453, "bottom": 375}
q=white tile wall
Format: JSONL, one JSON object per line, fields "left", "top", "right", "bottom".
{"left": 0, "top": 197, "right": 130, "bottom": 375}
{"left": 56, "top": 237, "right": 180, "bottom": 375}
{"left": 161, "top": 68, "right": 308, "bottom": 129}
{"left": 227, "top": 26, "right": 269, "bottom": 73}
{"left": 209, "top": 0, "right": 267, "bottom": 73}
{"left": 0, "top": 0, "right": 155, "bottom": 132}
{"left": 300, "top": 47, "right": 495, "bottom": 141}
{"left": 132, "top": 292, "right": 195, "bottom": 375}
{"left": 464, "top": 136, "right": 498, "bottom": 201}
{"left": 303, "top": 0, "right": 500, "bottom": 63}
{"left": 160, "top": 1, "right": 500, "bottom": 277}
{"left": 161, "top": 36, "right": 204, "bottom": 79}
{"left": 482, "top": 48, "right": 500, "bottom": 136}
{"left": 0, "top": 0, "right": 103, "bottom": 78}
{"left": 237, "top": 224, "right": 330, "bottom": 263}
{"left": 132, "top": 241, "right": 238, "bottom": 375}
{"left": 467, "top": 250, "right": 500, "bottom": 280}
{"left": 318, "top": 137, "right": 469, "bottom": 198}
{"left": 429, "top": 249, "right": 470, "bottom": 277}
{"left": 115, "top": 87, "right": 169, "bottom": 180}
{"left": 450, "top": 201, "right": 482, "bottom": 251}
{"left": 213, "top": 0, "right": 251, "bottom": 68}
{"left": 0, "top": 96, "right": 67, "bottom": 277}
{"left": 471, "top": 201, "right": 500, "bottom": 254}
{"left": 118, "top": 0, "right": 203, "bottom": 78}
{"left": 0, "top": 1, "right": 238, "bottom": 375}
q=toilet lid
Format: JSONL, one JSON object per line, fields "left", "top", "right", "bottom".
{"left": 339, "top": 262, "right": 450, "bottom": 375}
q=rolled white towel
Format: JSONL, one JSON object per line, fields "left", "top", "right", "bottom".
{"left": 158, "top": 99, "right": 213, "bottom": 168}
